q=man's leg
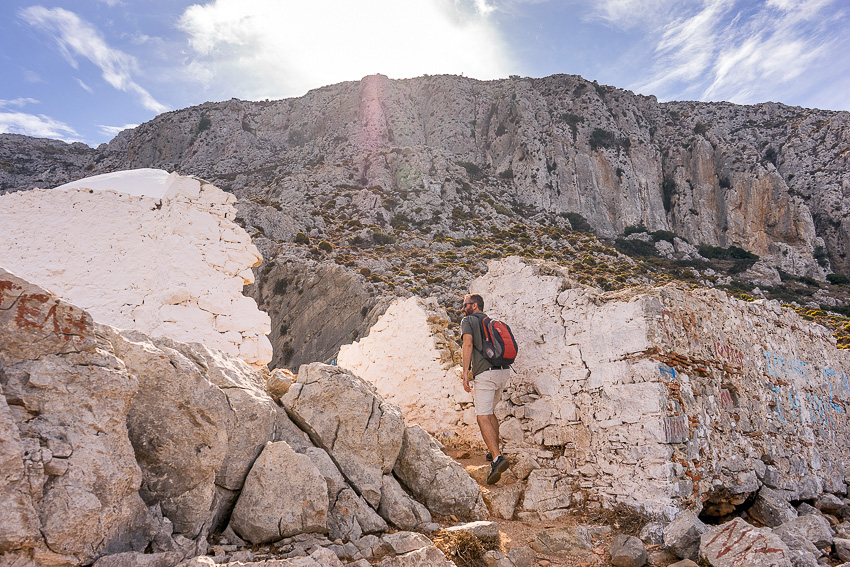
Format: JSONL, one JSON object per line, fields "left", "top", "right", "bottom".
{"left": 477, "top": 413, "right": 501, "bottom": 459}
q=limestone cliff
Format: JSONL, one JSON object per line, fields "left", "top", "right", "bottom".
{"left": 2, "top": 74, "right": 847, "bottom": 277}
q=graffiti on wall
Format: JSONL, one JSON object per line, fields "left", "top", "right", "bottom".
{"left": 764, "top": 350, "right": 848, "bottom": 428}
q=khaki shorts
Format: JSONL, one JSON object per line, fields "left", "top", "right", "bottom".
{"left": 472, "top": 367, "right": 511, "bottom": 415}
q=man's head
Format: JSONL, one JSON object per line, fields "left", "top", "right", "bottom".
{"left": 462, "top": 294, "right": 484, "bottom": 316}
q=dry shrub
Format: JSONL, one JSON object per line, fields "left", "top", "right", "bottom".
{"left": 435, "top": 529, "right": 501, "bottom": 567}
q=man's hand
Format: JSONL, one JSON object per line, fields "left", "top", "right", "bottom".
{"left": 463, "top": 373, "right": 471, "bottom": 393}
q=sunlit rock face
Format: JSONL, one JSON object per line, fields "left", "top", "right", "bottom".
{"left": 340, "top": 257, "right": 850, "bottom": 519}
{"left": 0, "top": 169, "right": 272, "bottom": 366}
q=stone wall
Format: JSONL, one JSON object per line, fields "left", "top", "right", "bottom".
{"left": 338, "top": 257, "right": 850, "bottom": 520}
{"left": 0, "top": 169, "right": 272, "bottom": 366}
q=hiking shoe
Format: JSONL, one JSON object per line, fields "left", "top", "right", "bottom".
{"left": 487, "top": 456, "right": 509, "bottom": 485}
{"left": 485, "top": 451, "right": 492, "bottom": 462}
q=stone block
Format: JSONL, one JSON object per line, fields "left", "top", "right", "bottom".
{"left": 663, "top": 510, "right": 708, "bottom": 561}
{"left": 699, "top": 518, "right": 791, "bottom": 567}
{"left": 609, "top": 534, "right": 647, "bottom": 567}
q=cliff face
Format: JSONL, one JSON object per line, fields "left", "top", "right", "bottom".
{"left": 4, "top": 73, "right": 847, "bottom": 276}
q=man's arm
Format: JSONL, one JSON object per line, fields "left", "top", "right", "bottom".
{"left": 462, "top": 333, "right": 473, "bottom": 393}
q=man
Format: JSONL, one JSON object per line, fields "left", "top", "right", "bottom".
{"left": 460, "top": 293, "right": 511, "bottom": 484}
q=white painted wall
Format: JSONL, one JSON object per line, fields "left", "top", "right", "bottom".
{"left": 0, "top": 169, "right": 272, "bottom": 366}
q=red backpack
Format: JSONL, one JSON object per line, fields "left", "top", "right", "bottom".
{"left": 475, "top": 314, "right": 518, "bottom": 366}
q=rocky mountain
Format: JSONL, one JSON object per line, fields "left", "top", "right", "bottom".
{"left": 3, "top": 73, "right": 850, "bottom": 368}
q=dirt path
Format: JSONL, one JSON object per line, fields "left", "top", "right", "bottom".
{"left": 441, "top": 446, "right": 670, "bottom": 567}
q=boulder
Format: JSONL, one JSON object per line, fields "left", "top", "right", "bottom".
{"left": 282, "top": 363, "right": 404, "bottom": 508}
{"left": 663, "top": 509, "right": 708, "bottom": 561}
{"left": 378, "top": 475, "right": 432, "bottom": 531}
{"left": 443, "top": 521, "right": 501, "bottom": 541}
{"left": 165, "top": 339, "right": 278, "bottom": 492}
{"left": 529, "top": 526, "right": 591, "bottom": 556}
{"left": 699, "top": 517, "right": 792, "bottom": 567}
{"left": 376, "top": 544, "right": 456, "bottom": 567}
{"left": 229, "top": 441, "right": 328, "bottom": 544}
{"left": 0, "top": 269, "right": 159, "bottom": 565}
{"left": 393, "top": 424, "right": 487, "bottom": 520}
{"left": 519, "top": 468, "right": 572, "bottom": 516}
{"left": 835, "top": 538, "right": 850, "bottom": 562}
{"left": 482, "top": 481, "right": 524, "bottom": 520}
{"left": 609, "top": 534, "right": 647, "bottom": 567}
{"left": 381, "top": 532, "right": 434, "bottom": 555}
{"left": 816, "top": 494, "right": 850, "bottom": 519}
{"left": 749, "top": 487, "right": 798, "bottom": 527}
{"left": 774, "top": 514, "right": 834, "bottom": 551}
{"left": 303, "top": 446, "right": 387, "bottom": 541}
{"left": 92, "top": 551, "right": 184, "bottom": 567}
{"left": 108, "top": 329, "right": 234, "bottom": 538}
{"left": 787, "top": 549, "right": 819, "bottom": 567}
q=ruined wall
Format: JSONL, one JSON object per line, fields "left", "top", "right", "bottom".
{"left": 339, "top": 257, "right": 850, "bottom": 520}
{"left": 0, "top": 169, "right": 272, "bottom": 366}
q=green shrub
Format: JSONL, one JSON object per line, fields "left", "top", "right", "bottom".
{"left": 719, "top": 176, "right": 732, "bottom": 189}
{"left": 624, "top": 225, "right": 648, "bottom": 236}
{"left": 615, "top": 238, "right": 658, "bottom": 258}
{"left": 197, "top": 117, "right": 211, "bottom": 132}
{"left": 827, "top": 273, "right": 849, "bottom": 285}
{"left": 318, "top": 240, "right": 333, "bottom": 252}
{"left": 294, "top": 232, "right": 309, "bottom": 245}
{"left": 563, "top": 212, "right": 592, "bottom": 233}
{"left": 693, "top": 121, "right": 709, "bottom": 135}
{"left": 814, "top": 245, "right": 829, "bottom": 267}
{"left": 589, "top": 128, "right": 616, "bottom": 150}
{"left": 372, "top": 231, "right": 396, "bottom": 245}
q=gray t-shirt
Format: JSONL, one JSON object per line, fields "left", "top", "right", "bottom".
{"left": 461, "top": 313, "right": 493, "bottom": 377}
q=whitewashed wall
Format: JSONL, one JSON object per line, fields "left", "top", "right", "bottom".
{"left": 0, "top": 169, "right": 272, "bottom": 366}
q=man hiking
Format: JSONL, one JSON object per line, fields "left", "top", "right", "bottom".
{"left": 460, "top": 293, "right": 511, "bottom": 484}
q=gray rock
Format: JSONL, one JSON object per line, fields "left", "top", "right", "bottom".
{"left": 835, "top": 538, "right": 850, "bottom": 562}
{"left": 699, "top": 517, "right": 792, "bottom": 567}
{"left": 229, "top": 441, "right": 328, "bottom": 544}
{"left": 481, "top": 549, "right": 513, "bottom": 567}
{"left": 0, "top": 270, "right": 158, "bottom": 565}
{"left": 92, "top": 551, "right": 184, "bottom": 567}
{"left": 749, "top": 487, "right": 799, "bottom": 527}
{"left": 282, "top": 363, "right": 404, "bottom": 509}
{"left": 639, "top": 521, "right": 665, "bottom": 545}
{"left": 378, "top": 474, "right": 431, "bottom": 531}
{"left": 506, "top": 546, "right": 536, "bottom": 567}
{"left": 352, "top": 534, "right": 384, "bottom": 559}
{"left": 393, "top": 424, "right": 486, "bottom": 520}
{"left": 668, "top": 561, "right": 699, "bottom": 567}
{"left": 482, "top": 481, "right": 523, "bottom": 520}
{"left": 304, "top": 447, "right": 387, "bottom": 541}
{"left": 775, "top": 514, "right": 834, "bottom": 551}
{"left": 798, "top": 502, "right": 821, "bottom": 516}
{"left": 380, "top": 532, "right": 433, "bottom": 555}
{"left": 529, "top": 526, "right": 591, "bottom": 556}
{"left": 663, "top": 509, "right": 708, "bottom": 561}
{"left": 609, "top": 534, "right": 647, "bottom": 567}
{"left": 788, "top": 548, "right": 820, "bottom": 567}
{"left": 376, "top": 544, "right": 455, "bottom": 567}
{"left": 443, "top": 521, "right": 501, "bottom": 541}
{"left": 816, "top": 494, "right": 850, "bottom": 519}
{"left": 519, "top": 468, "right": 572, "bottom": 516}
{"left": 110, "top": 329, "right": 235, "bottom": 537}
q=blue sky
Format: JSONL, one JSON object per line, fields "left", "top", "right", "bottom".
{"left": 2, "top": 0, "right": 848, "bottom": 147}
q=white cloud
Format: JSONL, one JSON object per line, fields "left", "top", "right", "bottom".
{"left": 0, "top": 111, "right": 80, "bottom": 141}
{"left": 177, "top": 0, "right": 514, "bottom": 100}
{"left": 620, "top": 0, "right": 847, "bottom": 107}
{"left": 98, "top": 123, "right": 138, "bottom": 138}
{"left": 586, "top": 0, "right": 680, "bottom": 29}
{"left": 19, "top": 6, "right": 168, "bottom": 114}
{"left": 76, "top": 78, "right": 94, "bottom": 93}
{"left": 0, "top": 98, "right": 40, "bottom": 108}
{"left": 23, "top": 70, "right": 44, "bottom": 83}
